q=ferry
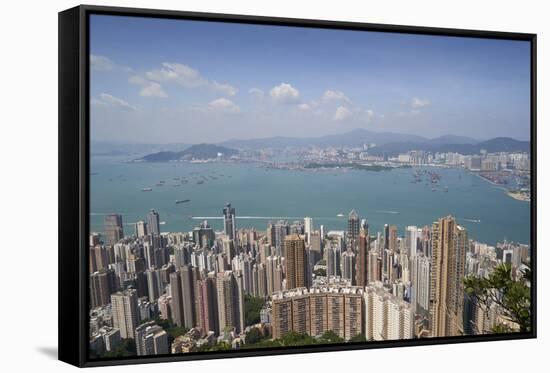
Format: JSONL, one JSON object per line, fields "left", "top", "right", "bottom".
{"left": 142, "top": 187, "right": 153, "bottom": 192}
{"left": 337, "top": 213, "right": 344, "bottom": 217}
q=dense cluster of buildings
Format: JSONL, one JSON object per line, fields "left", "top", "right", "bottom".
{"left": 89, "top": 203, "right": 530, "bottom": 357}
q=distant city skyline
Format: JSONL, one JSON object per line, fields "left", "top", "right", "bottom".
{"left": 90, "top": 15, "right": 531, "bottom": 144}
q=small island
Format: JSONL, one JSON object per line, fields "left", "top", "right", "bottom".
{"left": 136, "top": 144, "right": 238, "bottom": 162}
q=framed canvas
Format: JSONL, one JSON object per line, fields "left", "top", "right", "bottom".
{"left": 58, "top": 5, "right": 537, "bottom": 367}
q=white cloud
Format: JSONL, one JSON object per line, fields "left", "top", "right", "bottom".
{"left": 298, "top": 103, "right": 311, "bottom": 110}
{"left": 411, "top": 97, "right": 431, "bottom": 109}
{"left": 270, "top": 83, "right": 300, "bottom": 104}
{"left": 322, "top": 90, "right": 351, "bottom": 104}
{"left": 208, "top": 98, "right": 240, "bottom": 113}
{"left": 92, "top": 93, "right": 136, "bottom": 111}
{"left": 212, "top": 81, "right": 238, "bottom": 97}
{"left": 333, "top": 106, "right": 352, "bottom": 121}
{"left": 90, "top": 55, "right": 114, "bottom": 72}
{"left": 143, "top": 62, "right": 237, "bottom": 96}
{"left": 140, "top": 82, "right": 167, "bottom": 98}
{"left": 249, "top": 88, "right": 264, "bottom": 99}
{"left": 129, "top": 76, "right": 167, "bottom": 98}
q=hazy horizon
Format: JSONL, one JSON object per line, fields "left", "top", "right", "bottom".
{"left": 90, "top": 15, "right": 531, "bottom": 144}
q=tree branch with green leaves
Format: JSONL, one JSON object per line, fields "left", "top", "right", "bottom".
{"left": 463, "top": 263, "right": 531, "bottom": 333}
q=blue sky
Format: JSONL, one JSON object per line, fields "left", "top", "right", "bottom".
{"left": 90, "top": 14, "right": 531, "bottom": 144}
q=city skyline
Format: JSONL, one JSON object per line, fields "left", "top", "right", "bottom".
{"left": 87, "top": 13, "right": 531, "bottom": 361}
{"left": 89, "top": 201, "right": 531, "bottom": 358}
{"left": 90, "top": 15, "right": 530, "bottom": 144}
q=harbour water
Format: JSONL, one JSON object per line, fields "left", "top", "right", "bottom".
{"left": 90, "top": 156, "right": 531, "bottom": 246}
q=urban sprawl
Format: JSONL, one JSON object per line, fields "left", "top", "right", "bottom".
{"left": 89, "top": 202, "right": 530, "bottom": 358}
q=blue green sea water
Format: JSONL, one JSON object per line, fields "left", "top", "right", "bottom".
{"left": 90, "top": 156, "right": 530, "bottom": 246}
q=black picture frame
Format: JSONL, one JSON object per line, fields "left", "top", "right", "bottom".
{"left": 58, "top": 4, "right": 537, "bottom": 368}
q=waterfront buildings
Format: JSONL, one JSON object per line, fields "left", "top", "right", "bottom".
{"left": 147, "top": 209, "right": 160, "bottom": 236}
{"left": 223, "top": 203, "right": 236, "bottom": 240}
{"left": 104, "top": 213, "right": 124, "bottom": 246}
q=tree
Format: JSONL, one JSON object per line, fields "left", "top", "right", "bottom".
{"left": 246, "top": 327, "right": 265, "bottom": 344}
{"left": 244, "top": 294, "right": 265, "bottom": 326}
{"left": 102, "top": 339, "right": 136, "bottom": 358}
{"left": 348, "top": 334, "right": 366, "bottom": 343}
{"left": 318, "top": 330, "right": 344, "bottom": 344}
{"left": 463, "top": 263, "right": 531, "bottom": 333}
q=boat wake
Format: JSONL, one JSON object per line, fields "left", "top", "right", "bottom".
{"left": 374, "top": 210, "right": 400, "bottom": 214}
{"left": 462, "top": 218, "right": 481, "bottom": 223}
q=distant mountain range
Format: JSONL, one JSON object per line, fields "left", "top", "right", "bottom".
{"left": 138, "top": 143, "right": 238, "bottom": 162}
{"left": 91, "top": 141, "right": 190, "bottom": 157}
{"left": 218, "top": 129, "right": 528, "bottom": 155}
{"left": 366, "top": 137, "right": 530, "bottom": 156}
{"left": 132, "top": 129, "right": 530, "bottom": 162}
{"left": 220, "top": 129, "right": 432, "bottom": 149}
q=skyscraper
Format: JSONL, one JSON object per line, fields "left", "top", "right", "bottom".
{"left": 364, "top": 284, "right": 414, "bottom": 341}
{"left": 90, "top": 269, "right": 117, "bottom": 308}
{"left": 104, "top": 214, "right": 124, "bottom": 245}
{"left": 216, "top": 271, "right": 245, "bottom": 333}
{"left": 389, "top": 225, "right": 398, "bottom": 253}
{"left": 274, "top": 220, "right": 290, "bottom": 256}
{"left": 356, "top": 228, "right": 370, "bottom": 287}
{"left": 304, "top": 217, "right": 313, "bottom": 244}
{"left": 135, "top": 322, "right": 168, "bottom": 356}
{"left": 111, "top": 289, "right": 139, "bottom": 339}
{"left": 135, "top": 221, "right": 147, "bottom": 237}
{"left": 412, "top": 253, "right": 431, "bottom": 315}
{"left": 223, "top": 203, "right": 236, "bottom": 240}
{"left": 429, "top": 216, "right": 467, "bottom": 337}
{"left": 347, "top": 209, "right": 360, "bottom": 245}
{"left": 266, "top": 255, "right": 283, "bottom": 295}
{"left": 196, "top": 275, "right": 219, "bottom": 336}
{"left": 147, "top": 209, "right": 160, "bottom": 236}
{"left": 342, "top": 249, "right": 356, "bottom": 285}
{"left": 169, "top": 271, "right": 184, "bottom": 327}
{"left": 180, "top": 265, "right": 199, "bottom": 329}
{"left": 406, "top": 226, "right": 420, "bottom": 258}
{"left": 284, "top": 235, "right": 307, "bottom": 290}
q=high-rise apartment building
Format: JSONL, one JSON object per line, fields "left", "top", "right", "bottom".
{"left": 356, "top": 229, "right": 370, "bottom": 287}
{"left": 147, "top": 209, "right": 160, "bottom": 236}
{"left": 90, "top": 269, "right": 117, "bottom": 308}
{"left": 169, "top": 271, "right": 183, "bottom": 327}
{"left": 364, "top": 284, "right": 413, "bottom": 341}
{"left": 216, "top": 271, "right": 245, "bottom": 334}
{"left": 304, "top": 217, "right": 314, "bottom": 244}
{"left": 271, "top": 286, "right": 364, "bottom": 341}
{"left": 180, "top": 264, "right": 199, "bottom": 329}
{"left": 196, "top": 275, "right": 219, "bottom": 336}
{"left": 342, "top": 249, "right": 356, "bottom": 285}
{"left": 111, "top": 289, "right": 139, "bottom": 339}
{"left": 347, "top": 210, "right": 360, "bottom": 246}
{"left": 223, "top": 203, "right": 236, "bottom": 240}
{"left": 135, "top": 220, "right": 147, "bottom": 237}
{"left": 104, "top": 214, "right": 124, "bottom": 245}
{"left": 284, "top": 235, "right": 308, "bottom": 290}
{"left": 429, "top": 216, "right": 467, "bottom": 337}
{"left": 135, "top": 322, "right": 169, "bottom": 356}
{"left": 412, "top": 254, "right": 431, "bottom": 315}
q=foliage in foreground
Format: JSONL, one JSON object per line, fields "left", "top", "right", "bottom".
{"left": 198, "top": 330, "right": 361, "bottom": 352}
{"left": 463, "top": 263, "right": 531, "bottom": 333}
{"left": 244, "top": 294, "right": 265, "bottom": 326}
